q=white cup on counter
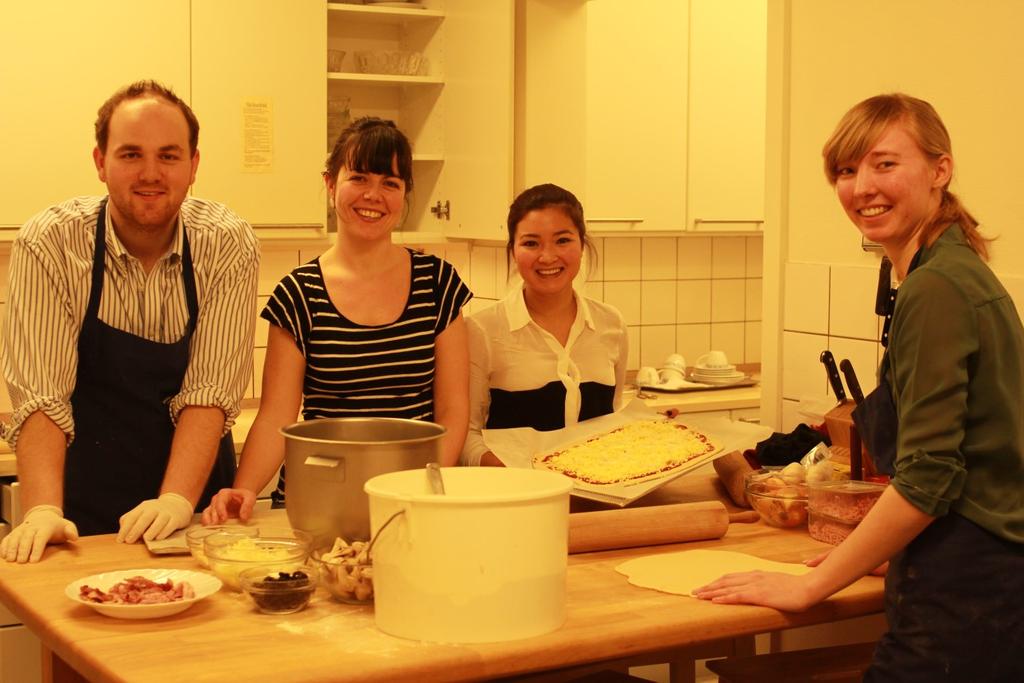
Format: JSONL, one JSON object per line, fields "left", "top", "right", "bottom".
{"left": 635, "top": 366, "right": 660, "bottom": 387}
{"left": 696, "top": 350, "right": 730, "bottom": 369}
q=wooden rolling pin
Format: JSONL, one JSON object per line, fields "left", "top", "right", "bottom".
{"left": 568, "top": 501, "right": 760, "bottom": 554}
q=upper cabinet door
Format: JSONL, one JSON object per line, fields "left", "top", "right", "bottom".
{"left": 517, "top": 0, "right": 688, "bottom": 232}
{"left": 687, "top": 0, "right": 767, "bottom": 232}
{"left": 0, "top": 1, "right": 189, "bottom": 228}
{"left": 438, "top": 0, "right": 514, "bottom": 241}
{"left": 583, "top": 1, "right": 689, "bottom": 231}
{"left": 191, "top": 0, "right": 326, "bottom": 229}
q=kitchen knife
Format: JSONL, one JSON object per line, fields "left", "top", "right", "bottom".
{"left": 839, "top": 358, "right": 865, "bottom": 403}
{"left": 874, "top": 256, "right": 894, "bottom": 315}
{"left": 819, "top": 350, "right": 847, "bottom": 401}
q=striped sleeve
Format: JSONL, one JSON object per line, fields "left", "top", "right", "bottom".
{"left": 433, "top": 256, "right": 472, "bottom": 335}
{"left": 1, "top": 234, "right": 81, "bottom": 449}
{"left": 170, "top": 204, "right": 259, "bottom": 429}
{"left": 260, "top": 267, "right": 313, "bottom": 357}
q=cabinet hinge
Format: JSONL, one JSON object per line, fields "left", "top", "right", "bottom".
{"left": 430, "top": 200, "right": 450, "bottom": 221}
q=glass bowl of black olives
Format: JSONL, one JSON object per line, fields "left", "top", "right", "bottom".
{"left": 238, "top": 564, "right": 317, "bottom": 615}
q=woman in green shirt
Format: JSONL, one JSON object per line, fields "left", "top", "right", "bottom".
{"left": 696, "top": 93, "right": 1024, "bottom": 681}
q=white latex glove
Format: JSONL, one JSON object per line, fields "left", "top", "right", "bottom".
{"left": 0, "top": 504, "right": 79, "bottom": 564}
{"left": 117, "top": 492, "right": 194, "bottom": 544}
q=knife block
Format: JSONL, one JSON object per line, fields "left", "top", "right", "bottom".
{"left": 824, "top": 400, "right": 876, "bottom": 480}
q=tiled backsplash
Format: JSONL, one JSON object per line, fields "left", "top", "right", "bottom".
{"left": 0, "top": 235, "right": 764, "bottom": 410}
{"left": 777, "top": 259, "right": 1024, "bottom": 433}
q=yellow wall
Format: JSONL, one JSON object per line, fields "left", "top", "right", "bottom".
{"left": 783, "top": 0, "right": 1024, "bottom": 274}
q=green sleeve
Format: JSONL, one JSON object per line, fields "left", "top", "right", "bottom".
{"left": 888, "top": 269, "right": 972, "bottom": 516}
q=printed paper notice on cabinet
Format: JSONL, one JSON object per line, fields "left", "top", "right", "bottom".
{"left": 242, "top": 99, "right": 273, "bottom": 173}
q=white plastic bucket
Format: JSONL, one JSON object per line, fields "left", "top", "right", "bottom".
{"left": 364, "top": 467, "right": 573, "bottom": 643}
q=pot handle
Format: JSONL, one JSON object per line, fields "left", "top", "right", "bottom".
{"left": 367, "top": 507, "right": 408, "bottom": 559}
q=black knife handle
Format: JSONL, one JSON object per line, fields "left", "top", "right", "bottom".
{"left": 820, "top": 350, "right": 847, "bottom": 401}
{"left": 839, "top": 358, "right": 865, "bottom": 403}
{"left": 875, "top": 256, "right": 893, "bottom": 316}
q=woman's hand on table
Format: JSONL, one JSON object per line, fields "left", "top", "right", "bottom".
{"left": 692, "top": 571, "right": 819, "bottom": 612}
{"left": 805, "top": 548, "right": 888, "bottom": 576}
{"left": 201, "top": 488, "right": 258, "bottom": 524}
{"left": 480, "top": 451, "right": 507, "bottom": 467}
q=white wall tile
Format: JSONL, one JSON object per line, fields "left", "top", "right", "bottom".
{"left": 745, "top": 278, "right": 762, "bottom": 321}
{"left": 259, "top": 247, "right": 300, "bottom": 296}
{"left": 676, "top": 323, "right": 711, "bottom": 367}
{"left": 781, "top": 398, "right": 803, "bottom": 432}
{"left": 445, "top": 243, "right": 471, "bottom": 283}
{"left": 745, "top": 321, "right": 762, "bottom": 364}
{"left": 827, "top": 336, "right": 880, "bottom": 399}
{"left": 641, "top": 280, "right": 677, "bottom": 324}
{"left": 712, "top": 237, "right": 746, "bottom": 279}
{"left": 676, "top": 280, "right": 712, "bottom": 324}
{"left": 710, "top": 322, "right": 745, "bottom": 366}
{"left": 626, "top": 325, "right": 640, "bottom": 370}
{"left": 781, "top": 330, "right": 830, "bottom": 401}
{"left": 711, "top": 279, "right": 746, "bottom": 323}
{"left": 829, "top": 264, "right": 880, "bottom": 340}
{"left": 469, "top": 246, "right": 497, "bottom": 299}
{"left": 677, "top": 236, "right": 712, "bottom": 279}
{"left": 603, "top": 237, "right": 642, "bottom": 280}
{"left": 604, "top": 281, "right": 641, "bottom": 326}
{"left": 746, "top": 235, "right": 763, "bottom": 277}
{"left": 581, "top": 281, "right": 603, "bottom": 302}
{"left": 640, "top": 325, "right": 677, "bottom": 368}
{"left": 255, "top": 296, "right": 270, "bottom": 347}
{"left": 640, "top": 237, "right": 677, "bottom": 279}
{"left": 587, "top": 236, "right": 605, "bottom": 282}
{"left": 784, "top": 262, "right": 830, "bottom": 333}
{"left": 298, "top": 247, "right": 322, "bottom": 264}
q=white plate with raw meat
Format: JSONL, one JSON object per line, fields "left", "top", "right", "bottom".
{"left": 66, "top": 568, "right": 222, "bottom": 619}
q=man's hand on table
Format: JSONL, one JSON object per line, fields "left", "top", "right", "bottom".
{"left": 1, "top": 505, "right": 79, "bottom": 563}
{"left": 117, "top": 492, "right": 194, "bottom": 543}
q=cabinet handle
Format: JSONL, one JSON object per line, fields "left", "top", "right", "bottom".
{"left": 737, "top": 416, "right": 761, "bottom": 424}
{"left": 693, "top": 218, "right": 764, "bottom": 225}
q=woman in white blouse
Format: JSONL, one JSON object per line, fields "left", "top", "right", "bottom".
{"left": 461, "top": 184, "right": 628, "bottom": 466}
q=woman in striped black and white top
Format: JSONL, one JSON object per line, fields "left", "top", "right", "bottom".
{"left": 203, "top": 117, "right": 471, "bottom": 520}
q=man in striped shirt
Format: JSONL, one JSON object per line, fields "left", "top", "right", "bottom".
{"left": 0, "top": 81, "right": 258, "bottom": 562}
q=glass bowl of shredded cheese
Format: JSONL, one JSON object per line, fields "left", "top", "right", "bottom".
{"left": 204, "top": 528, "right": 313, "bottom": 591}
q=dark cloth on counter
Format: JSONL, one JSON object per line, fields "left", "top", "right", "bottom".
{"left": 864, "top": 511, "right": 1024, "bottom": 682}
{"left": 64, "top": 201, "right": 235, "bottom": 535}
{"left": 754, "top": 423, "right": 830, "bottom": 467}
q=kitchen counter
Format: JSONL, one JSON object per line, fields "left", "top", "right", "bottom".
{"left": 0, "top": 381, "right": 760, "bottom": 474}
{"left": 0, "top": 472, "right": 880, "bottom": 683}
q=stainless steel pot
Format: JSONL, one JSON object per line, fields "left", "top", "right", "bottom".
{"left": 281, "top": 418, "right": 444, "bottom": 546}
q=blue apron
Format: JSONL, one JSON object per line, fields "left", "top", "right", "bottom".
{"left": 63, "top": 201, "right": 236, "bottom": 535}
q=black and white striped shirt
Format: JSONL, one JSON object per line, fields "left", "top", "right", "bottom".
{"left": 264, "top": 250, "right": 471, "bottom": 421}
{"left": 1, "top": 196, "right": 259, "bottom": 448}
{"left": 264, "top": 250, "right": 471, "bottom": 502}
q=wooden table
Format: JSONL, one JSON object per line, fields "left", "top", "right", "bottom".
{"left": 0, "top": 473, "right": 883, "bottom": 683}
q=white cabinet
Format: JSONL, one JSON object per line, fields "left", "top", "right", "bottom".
{"left": 327, "top": 1, "right": 513, "bottom": 241}
{"left": 0, "top": 604, "right": 41, "bottom": 683}
{"left": 0, "top": 1, "right": 189, "bottom": 228}
{"left": 191, "top": 0, "right": 327, "bottom": 230}
{"left": 517, "top": 0, "right": 766, "bottom": 234}
{"left": 687, "top": 0, "right": 767, "bottom": 233}
{"left": 518, "top": 1, "right": 688, "bottom": 232}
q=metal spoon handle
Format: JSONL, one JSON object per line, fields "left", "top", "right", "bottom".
{"left": 426, "top": 462, "right": 446, "bottom": 495}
